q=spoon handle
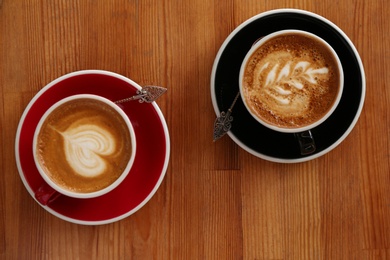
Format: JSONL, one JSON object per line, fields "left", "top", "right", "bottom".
{"left": 213, "top": 92, "right": 240, "bottom": 141}
{"left": 115, "top": 90, "right": 148, "bottom": 103}
{"left": 115, "top": 85, "right": 167, "bottom": 104}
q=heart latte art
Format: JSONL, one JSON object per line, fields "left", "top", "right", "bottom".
{"left": 61, "top": 124, "right": 116, "bottom": 177}
{"left": 242, "top": 33, "right": 341, "bottom": 129}
{"left": 36, "top": 99, "right": 132, "bottom": 193}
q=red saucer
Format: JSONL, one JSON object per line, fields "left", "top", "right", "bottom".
{"left": 15, "top": 70, "right": 170, "bottom": 225}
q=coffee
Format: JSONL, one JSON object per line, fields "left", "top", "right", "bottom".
{"left": 241, "top": 31, "right": 342, "bottom": 130}
{"left": 35, "top": 98, "right": 133, "bottom": 193}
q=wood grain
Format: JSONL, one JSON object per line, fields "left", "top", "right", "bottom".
{"left": 1, "top": 0, "right": 390, "bottom": 259}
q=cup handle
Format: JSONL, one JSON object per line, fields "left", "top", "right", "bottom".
{"left": 35, "top": 183, "right": 61, "bottom": 206}
{"left": 294, "top": 130, "right": 316, "bottom": 156}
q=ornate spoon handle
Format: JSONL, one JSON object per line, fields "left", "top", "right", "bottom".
{"left": 213, "top": 92, "right": 240, "bottom": 141}
{"left": 213, "top": 37, "right": 263, "bottom": 142}
{"left": 115, "top": 85, "right": 167, "bottom": 104}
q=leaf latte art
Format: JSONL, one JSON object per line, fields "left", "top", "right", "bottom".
{"left": 252, "top": 52, "right": 329, "bottom": 114}
{"left": 242, "top": 33, "right": 341, "bottom": 129}
{"left": 61, "top": 125, "right": 116, "bottom": 177}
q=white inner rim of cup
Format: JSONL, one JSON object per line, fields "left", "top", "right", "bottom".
{"left": 239, "top": 29, "right": 344, "bottom": 133}
{"left": 33, "top": 94, "right": 137, "bottom": 199}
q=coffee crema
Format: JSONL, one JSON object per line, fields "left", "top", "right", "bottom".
{"left": 241, "top": 33, "right": 341, "bottom": 129}
{"left": 36, "top": 98, "right": 132, "bottom": 193}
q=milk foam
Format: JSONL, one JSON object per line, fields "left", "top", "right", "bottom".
{"left": 249, "top": 50, "right": 329, "bottom": 116}
{"left": 60, "top": 124, "right": 116, "bottom": 177}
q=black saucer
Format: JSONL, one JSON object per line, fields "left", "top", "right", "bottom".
{"left": 211, "top": 9, "right": 365, "bottom": 163}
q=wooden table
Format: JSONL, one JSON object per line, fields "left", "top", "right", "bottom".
{"left": 1, "top": 0, "right": 389, "bottom": 259}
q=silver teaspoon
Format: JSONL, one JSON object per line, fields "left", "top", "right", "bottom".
{"left": 213, "top": 37, "right": 263, "bottom": 141}
{"left": 213, "top": 92, "right": 240, "bottom": 141}
{"left": 115, "top": 85, "right": 167, "bottom": 104}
